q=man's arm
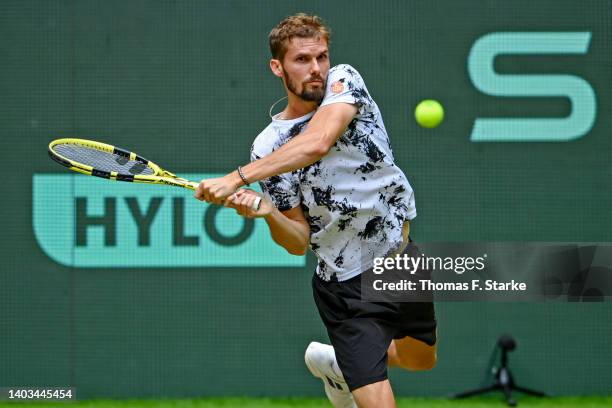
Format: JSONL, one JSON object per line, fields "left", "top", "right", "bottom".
{"left": 265, "top": 206, "right": 310, "bottom": 256}
{"left": 195, "top": 102, "right": 358, "bottom": 205}
{"left": 226, "top": 189, "right": 309, "bottom": 255}
{"left": 242, "top": 102, "right": 358, "bottom": 182}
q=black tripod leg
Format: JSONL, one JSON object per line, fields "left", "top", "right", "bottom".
{"left": 454, "top": 384, "right": 498, "bottom": 399}
{"left": 502, "top": 383, "right": 517, "bottom": 407}
{"left": 514, "top": 385, "right": 547, "bottom": 397}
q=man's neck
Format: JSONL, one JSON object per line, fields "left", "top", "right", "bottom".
{"left": 279, "top": 93, "right": 318, "bottom": 120}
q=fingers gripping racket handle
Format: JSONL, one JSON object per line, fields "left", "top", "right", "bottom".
{"left": 233, "top": 194, "right": 261, "bottom": 211}
{"left": 184, "top": 181, "right": 261, "bottom": 211}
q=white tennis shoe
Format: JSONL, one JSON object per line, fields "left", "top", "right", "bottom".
{"left": 304, "top": 342, "right": 356, "bottom": 408}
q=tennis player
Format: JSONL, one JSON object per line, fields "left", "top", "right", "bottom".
{"left": 195, "top": 13, "right": 437, "bottom": 408}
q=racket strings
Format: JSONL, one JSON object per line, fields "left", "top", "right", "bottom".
{"left": 53, "top": 144, "right": 155, "bottom": 175}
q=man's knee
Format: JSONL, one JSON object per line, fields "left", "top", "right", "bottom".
{"left": 352, "top": 379, "right": 395, "bottom": 408}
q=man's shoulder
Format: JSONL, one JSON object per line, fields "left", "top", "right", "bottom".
{"left": 329, "top": 64, "right": 362, "bottom": 78}
{"left": 251, "top": 122, "right": 278, "bottom": 159}
{"left": 325, "top": 64, "right": 369, "bottom": 98}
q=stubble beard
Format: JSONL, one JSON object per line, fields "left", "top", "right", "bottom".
{"left": 284, "top": 70, "right": 326, "bottom": 103}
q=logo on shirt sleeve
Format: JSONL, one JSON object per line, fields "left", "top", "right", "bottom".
{"left": 331, "top": 81, "right": 344, "bottom": 94}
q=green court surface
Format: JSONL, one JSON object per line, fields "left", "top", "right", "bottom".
{"left": 1, "top": 396, "right": 611, "bottom": 408}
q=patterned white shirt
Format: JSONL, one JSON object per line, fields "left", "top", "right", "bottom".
{"left": 251, "top": 64, "right": 416, "bottom": 282}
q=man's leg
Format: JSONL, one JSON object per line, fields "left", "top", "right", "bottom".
{"left": 350, "top": 336, "right": 435, "bottom": 408}
{"left": 351, "top": 379, "right": 396, "bottom": 408}
{"left": 387, "top": 335, "right": 437, "bottom": 371}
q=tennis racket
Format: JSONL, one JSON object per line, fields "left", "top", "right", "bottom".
{"left": 48, "top": 138, "right": 261, "bottom": 210}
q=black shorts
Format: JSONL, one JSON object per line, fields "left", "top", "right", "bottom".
{"left": 312, "top": 270, "right": 437, "bottom": 391}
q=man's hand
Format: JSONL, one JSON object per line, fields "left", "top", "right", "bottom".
{"left": 225, "top": 189, "right": 273, "bottom": 218}
{"left": 194, "top": 172, "right": 242, "bottom": 205}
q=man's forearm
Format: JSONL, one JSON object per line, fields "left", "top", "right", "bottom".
{"left": 239, "top": 103, "right": 358, "bottom": 184}
{"left": 242, "top": 130, "right": 329, "bottom": 185}
{"left": 264, "top": 207, "right": 310, "bottom": 256}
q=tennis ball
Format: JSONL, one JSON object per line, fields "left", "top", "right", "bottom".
{"left": 415, "top": 99, "right": 444, "bottom": 128}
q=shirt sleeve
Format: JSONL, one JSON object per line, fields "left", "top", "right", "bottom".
{"left": 320, "top": 64, "right": 374, "bottom": 116}
{"left": 251, "top": 144, "right": 301, "bottom": 212}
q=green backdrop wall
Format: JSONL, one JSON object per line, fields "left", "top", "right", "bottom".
{"left": 1, "top": 0, "right": 611, "bottom": 399}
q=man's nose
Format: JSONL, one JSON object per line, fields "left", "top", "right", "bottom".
{"left": 310, "top": 59, "right": 321, "bottom": 75}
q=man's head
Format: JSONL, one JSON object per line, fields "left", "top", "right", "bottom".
{"left": 269, "top": 13, "right": 331, "bottom": 102}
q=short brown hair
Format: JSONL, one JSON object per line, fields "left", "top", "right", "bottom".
{"left": 269, "top": 13, "right": 331, "bottom": 61}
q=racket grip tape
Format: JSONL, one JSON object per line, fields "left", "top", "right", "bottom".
{"left": 252, "top": 196, "right": 262, "bottom": 211}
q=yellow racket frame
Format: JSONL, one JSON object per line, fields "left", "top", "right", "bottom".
{"left": 48, "top": 138, "right": 199, "bottom": 189}
{"left": 48, "top": 138, "right": 261, "bottom": 210}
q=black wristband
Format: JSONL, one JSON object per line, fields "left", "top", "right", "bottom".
{"left": 237, "top": 166, "right": 250, "bottom": 186}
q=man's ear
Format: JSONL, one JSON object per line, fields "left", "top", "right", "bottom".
{"left": 270, "top": 59, "right": 284, "bottom": 78}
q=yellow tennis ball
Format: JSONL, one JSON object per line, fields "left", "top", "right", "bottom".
{"left": 415, "top": 99, "right": 444, "bottom": 128}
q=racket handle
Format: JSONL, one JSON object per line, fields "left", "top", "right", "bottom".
{"left": 252, "top": 196, "right": 262, "bottom": 211}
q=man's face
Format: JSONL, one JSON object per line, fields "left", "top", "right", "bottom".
{"left": 279, "top": 37, "right": 330, "bottom": 102}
